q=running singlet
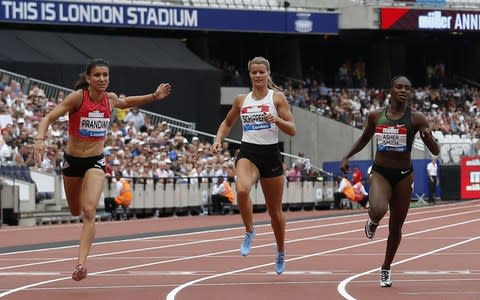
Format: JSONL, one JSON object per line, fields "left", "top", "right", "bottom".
{"left": 69, "top": 90, "right": 111, "bottom": 140}
{"left": 240, "top": 89, "right": 279, "bottom": 145}
{"left": 375, "top": 106, "right": 415, "bottom": 153}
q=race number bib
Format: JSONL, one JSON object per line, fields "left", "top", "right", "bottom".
{"left": 376, "top": 124, "right": 407, "bottom": 152}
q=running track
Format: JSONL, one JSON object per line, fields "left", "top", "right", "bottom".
{"left": 1, "top": 200, "right": 479, "bottom": 300}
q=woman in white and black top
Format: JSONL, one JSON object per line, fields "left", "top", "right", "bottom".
{"left": 212, "top": 57, "right": 296, "bottom": 275}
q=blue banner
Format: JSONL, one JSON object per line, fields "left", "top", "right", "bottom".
{"left": 0, "top": 0, "right": 338, "bottom": 34}
{"left": 323, "top": 159, "right": 441, "bottom": 200}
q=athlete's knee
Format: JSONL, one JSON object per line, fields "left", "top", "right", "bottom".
{"left": 81, "top": 207, "right": 97, "bottom": 221}
{"left": 388, "top": 224, "right": 403, "bottom": 238}
{"left": 269, "top": 210, "right": 284, "bottom": 223}
{"left": 369, "top": 206, "right": 387, "bottom": 222}
{"left": 236, "top": 188, "right": 250, "bottom": 201}
{"left": 70, "top": 208, "right": 81, "bottom": 217}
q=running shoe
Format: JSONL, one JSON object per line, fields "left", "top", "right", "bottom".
{"left": 364, "top": 218, "right": 378, "bottom": 239}
{"left": 380, "top": 269, "right": 392, "bottom": 287}
{"left": 240, "top": 229, "right": 256, "bottom": 256}
{"left": 275, "top": 250, "right": 285, "bottom": 274}
{"left": 72, "top": 264, "right": 87, "bottom": 281}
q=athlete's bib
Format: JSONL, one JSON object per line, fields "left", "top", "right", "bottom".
{"left": 241, "top": 104, "right": 272, "bottom": 132}
{"left": 376, "top": 124, "right": 408, "bottom": 152}
{"left": 79, "top": 110, "right": 110, "bottom": 138}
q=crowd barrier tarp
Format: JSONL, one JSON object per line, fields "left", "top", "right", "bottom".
{"left": 323, "top": 159, "right": 442, "bottom": 200}
{"left": 440, "top": 165, "right": 460, "bottom": 201}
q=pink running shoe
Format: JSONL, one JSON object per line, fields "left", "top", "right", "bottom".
{"left": 72, "top": 264, "right": 87, "bottom": 281}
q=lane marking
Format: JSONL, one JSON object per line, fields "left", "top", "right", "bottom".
{"left": 3, "top": 278, "right": 480, "bottom": 294}
{"left": 0, "top": 272, "right": 60, "bottom": 276}
{"left": 1, "top": 202, "right": 473, "bottom": 257}
{"left": 166, "top": 216, "right": 480, "bottom": 300}
{"left": 337, "top": 233, "right": 480, "bottom": 299}
{"left": 404, "top": 270, "right": 471, "bottom": 275}
{"left": 1, "top": 204, "right": 479, "bottom": 298}
{"left": 2, "top": 207, "right": 478, "bottom": 273}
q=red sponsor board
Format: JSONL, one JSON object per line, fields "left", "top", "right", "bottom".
{"left": 460, "top": 156, "right": 480, "bottom": 199}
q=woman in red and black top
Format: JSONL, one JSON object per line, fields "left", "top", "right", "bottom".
{"left": 33, "top": 59, "right": 171, "bottom": 281}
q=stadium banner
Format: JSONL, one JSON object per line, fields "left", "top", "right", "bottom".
{"left": 460, "top": 156, "right": 480, "bottom": 200}
{"left": 0, "top": 0, "right": 338, "bottom": 34}
{"left": 323, "top": 159, "right": 442, "bottom": 200}
{"left": 381, "top": 7, "right": 480, "bottom": 32}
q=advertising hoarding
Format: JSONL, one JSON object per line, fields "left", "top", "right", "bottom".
{"left": 0, "top": 0, "right": 338, "bottom": 34}
{"left": 460, "top": 156, "right": 480, "bottom": 200}
{"left": 381, "top": 7, "right": 480, "bottom": 32}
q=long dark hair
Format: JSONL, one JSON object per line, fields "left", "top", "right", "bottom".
{"left": 74, "top": 58, "right": 110, "bottom": 90}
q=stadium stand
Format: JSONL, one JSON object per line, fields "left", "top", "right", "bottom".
{"left": 3, "top": 68, "right": 478, "bottom": 225}
{"left": 0, "top": 67, "right": 334, "bottom": 225}
{"left": 1, "top": 0, "right": 479, "bottom": 225}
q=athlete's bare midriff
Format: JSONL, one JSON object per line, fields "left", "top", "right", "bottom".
{"left": 374, "top": 151, "right": 412, "bottom": 169}
{"left": 65, "top": 136, "right": 104, "bottom": 157}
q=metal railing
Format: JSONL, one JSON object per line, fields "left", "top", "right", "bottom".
{"left": 0, "top": 68, "right": 324, "bottom": 175}
{"left": 142, "top": 110, "right": 196, "bottom": 135}
{"left": 0, "top": 68, "right": 197, "bottom": 134}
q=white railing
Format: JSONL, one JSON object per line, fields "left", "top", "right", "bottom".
{"left": 0, "top": 173, "right": 335, "bottom": 226}
{"left": 0, "top": 68, "right": 197, "bottom": 134}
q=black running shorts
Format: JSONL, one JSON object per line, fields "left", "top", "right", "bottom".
{"left": 235, "top": 142, "right": 283, "bottom": 178}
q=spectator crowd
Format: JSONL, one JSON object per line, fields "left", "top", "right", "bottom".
{"left": 282, "top": 79, "right": 480, "bottom": 142}
{"left": 1, "top": 70, "right": 479, "bottom": 186}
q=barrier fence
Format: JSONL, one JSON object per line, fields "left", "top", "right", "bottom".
{"left": 0, "top": 68, "right": 197, "bottom": 135}
{"left": 103, "top": 176, "right": 335, "bottom": 217}
{"left": 0, "top": 174, "right": 335, "bottom": 226}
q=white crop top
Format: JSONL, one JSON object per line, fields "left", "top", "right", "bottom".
{"left": 240, "top": 89, "right": 279, "bottom": 145}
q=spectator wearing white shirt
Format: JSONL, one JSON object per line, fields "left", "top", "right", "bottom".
{"left": 426, "top": 156, "right": 438, "bottom": 203}
{"left": 210, "top": 176, "right": 234, "bottom": 215}
{"left": 124, "top": 107, "right": 145, "bottom": 132}
{"left": 199, "top": 163, "right": 216, "bottom": 183}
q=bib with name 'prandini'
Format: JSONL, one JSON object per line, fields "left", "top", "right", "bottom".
{"left": 69, "top": 90, "right": 111, "bottom": 141}
{"left": 375, "top": 106, "right": 415, "bottom": 153}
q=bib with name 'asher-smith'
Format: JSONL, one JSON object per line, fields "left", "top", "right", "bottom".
{"left": 375, "top": 106, "right": 415, "bottom": 153}
{"left": 69, "top": 90, "right": 111, "bottom": 141}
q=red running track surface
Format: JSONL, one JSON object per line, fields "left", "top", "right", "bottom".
{"left": 0, "top": 200, "right": 479, "bottom": 300}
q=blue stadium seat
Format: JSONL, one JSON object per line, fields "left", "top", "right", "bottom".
{"left": 19, "top": 165, "right": 34, "bottom": 183}
{"left": 0, "top": 166, "right": 14, "bottom": 178}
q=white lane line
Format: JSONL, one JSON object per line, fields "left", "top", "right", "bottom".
{"left": 401, "top": 291, "right": 480, "bottom": 295}
{"left": 1, "top": 205, "right": 479, "bottom": 298}
{"left": 1, "top": 201, "right": 473, "bottom": 257}
{"left": 0, "top": 202, "right": 472, "bottom": 258}
{"left": 0, "top": 216, "right": 366, "bottom": 271}
{"left": 0, "top": 272, "right": 60, "bottom": 276}
{"left": 1, "top": 206, "right": 477, "bottom": 273}
{"left": 337, "top": 228, "right": 480, "bottom": 299}
{"left": 166, "top": 215, "right": 480, "bottom": 300}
